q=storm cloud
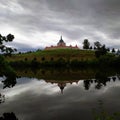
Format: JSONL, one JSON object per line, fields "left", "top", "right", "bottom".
{"left": 0, "top": 0, "right": 120, "bottom": 50}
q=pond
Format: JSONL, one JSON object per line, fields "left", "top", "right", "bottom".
{"left": 0, "top": 69, "right": 120, "bottom": 120}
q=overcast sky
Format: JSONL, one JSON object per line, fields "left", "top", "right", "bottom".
{"left": 0, "top": 0, "right": 120, "bottom": 51}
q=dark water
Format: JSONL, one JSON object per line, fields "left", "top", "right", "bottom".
{"left": 0, "top": 74, "right": 120, "bottom": 120}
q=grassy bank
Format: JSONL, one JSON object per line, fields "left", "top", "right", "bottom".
{"left": 5, "top": 49, "right": 96, "bottom": 62}
{"left": 4, "top": 49, "right": 119, "bottom": 69}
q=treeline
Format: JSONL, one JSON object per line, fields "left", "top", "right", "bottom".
{"left": 82, "top": 39, "right": 120, "bottom": 58}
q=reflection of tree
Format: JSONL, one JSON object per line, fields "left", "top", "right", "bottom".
{"left": 0, "top": 112, "right": 18, "bottom": 120}
{"left": 94, "top": 72, "right": 110, "bottom": 89}
{"left": 0, "top": 93, "right": 5, "bottom": 104}
{"left": 112, "top": 76, "right": 116, "bottom": 82}
{"left": 0, "top": 55, "right": 17, "bottom": 89}
{"left": 83, "top": 72, "right": 119, "bottom": 90}
{"left": 84, "top": 80, "right": 93, "bottom": 90}
{"left": 116, "top": 74, "right": 120, "bottom": 81}
{"left": 84, "top": 80, "right": 91, "bottom": 90}
{"left": 2, "top": 76, "right": 16, "bottom": 89}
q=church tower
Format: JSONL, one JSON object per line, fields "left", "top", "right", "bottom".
{"left": 57, "top": 36, "right": 66, "bottom": 47}
{"left": 58, "top": 83, "right": 66, "bottom": 94}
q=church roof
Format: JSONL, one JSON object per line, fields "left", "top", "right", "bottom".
{"left": 59, "top": 36, "right": 64, "bottom": 43}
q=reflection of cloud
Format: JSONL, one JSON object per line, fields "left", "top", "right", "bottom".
{"left": 2, "top": 78, "right": 59, "bottom": 99}
{"left": 0, "top": 0, "right": 120, "bottom": 51}
{"left": 0, "top": 77, "right": 120, "bottom": 120}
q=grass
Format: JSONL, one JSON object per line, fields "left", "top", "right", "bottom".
{"left": 5, "top": 49, "right": 96, "bottom": 62}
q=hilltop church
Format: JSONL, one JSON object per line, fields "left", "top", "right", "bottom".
{"left": 45, "top": 36, "right": 79, "bottom": 50}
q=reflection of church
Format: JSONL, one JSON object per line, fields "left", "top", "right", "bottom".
{"left": 58, "top": 83, "right": 66, "bottom": 94}
{"left": 45, "top": 36, "right": 79, "bottom": 50}
{"left": 46, "top": 80, "right": 79, "bottom": 94}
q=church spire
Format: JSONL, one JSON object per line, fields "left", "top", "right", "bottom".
{"left": 58, "top": 83, "right": 66, "bottom": 94}
{"left": 60, "top": 35, "right": 63, "bottom": 40}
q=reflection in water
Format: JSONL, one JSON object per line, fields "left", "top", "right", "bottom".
{"left": 0, "top": 112, "right": 18, "bottom": 120}
{"left": 0, "top": 69, "right": 120, "bottom": 120}
{"left": 14, "top": 68, "right": 120, "bottom": 92}
{"left": 83, "top": 74, "right": 120, "bottom": 90}
{"left": 83, "top": 80, "right": 92, "bottom": 90}
{"left": 15, "top": 68, "right": 120, "bottom": 81}
{"left": 58, "top": 83, "right": 66, "bottom": 94}
{"left": 0, "top": 58, "right": 17, "bottom": 89}
{"left": 2, "top": 76, "right": 17, "bottom": 89}
{"left": 0, "top": 76, "right": 120, "bottom": 120}
{"left": 45, "top": 75, "right": 120, "bottom": 94}
{"left": 0, "top": 71, "right": 120, "bottom": 95}
{"left": 0, "top": 93, "right": 5, "bottom": 104}
{"left": 1, "top": 72, "right": 120, "bottom": 93}
{"left": 0, "top": 68, "right": 17, "bottom": 89}
{"left": 93, "top": 100, "right": 120, "bottom": 120}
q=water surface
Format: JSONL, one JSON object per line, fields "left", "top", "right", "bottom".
{"left": 0, "top": 74, "right": 120, "bottom": 120}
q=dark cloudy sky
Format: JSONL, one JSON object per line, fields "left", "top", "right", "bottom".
{"left": 0, "top": 0, "right": 120, "bottom": 51}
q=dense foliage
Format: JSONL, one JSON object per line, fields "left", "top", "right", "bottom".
{"left": 0, "top": 34, "right": 17, "bottom": 88}
{"left": 83, "top": 39, "right": 90, "bottom": 49}
{"left": 0, "top": 34, "right": 17, "bottom": 55}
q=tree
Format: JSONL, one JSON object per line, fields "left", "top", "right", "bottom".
{"left": 89, "top": 46, "right": 92, "bottom": 50}
{"left": 116, "top": 49, "right": 120, "bottom": 55}
{"left": 94, "top": 41, "right": 101, "bottom": 49}
{"left": 107, "top": 48, "right": 110, "bottom": 52}
{"left": 95, "top": 44, "right": 107, "bottom": 58}
{"left": 0, "top": 34, "right": 17, "bottom": 89}
{"left": 0, "top": 34, "right": 17, "bottom": 55}
{"left": 94, "top": 47, "right": 96, "bottom": 50}
{"left": 101, "top": 44, "right": 107, "bottom": 55}
{"left": 112, "top": 48, "right": 115, "bottom": 53}
{"left": 83, "top": 39, "right": 90, "bottom": 49}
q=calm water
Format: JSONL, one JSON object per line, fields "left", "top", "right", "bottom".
{"left": 0, "top": 74, "right": 120, "bottom": 120}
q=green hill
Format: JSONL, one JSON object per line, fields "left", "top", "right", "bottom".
{"left": 5, "top": 49, "right": 96, "bottom": 62}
